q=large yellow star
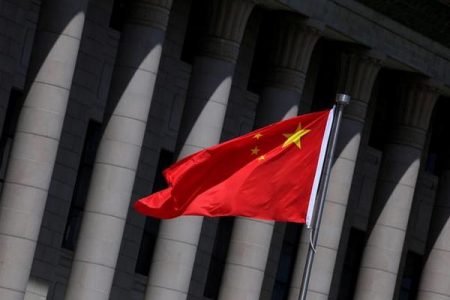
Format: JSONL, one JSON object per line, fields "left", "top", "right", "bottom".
{"left": 282, "top": 123, "right": 311, "bottom": 149}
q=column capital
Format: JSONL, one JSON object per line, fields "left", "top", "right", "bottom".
{"left": 199, "top": 0, "right": 256, "bottom": 62}
{"left": 338, "top": 48, "right": 384, "bottom": 122}
{"left": 265, "top": 14, "right": 323, "bottom": 92}
{"left": 390, "top": 78, "right": 441, "bottom": 149}
{"left": 127, "top": 0, "right": 173, "bottom": 30}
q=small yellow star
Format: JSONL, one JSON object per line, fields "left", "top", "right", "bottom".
{"left": 253, "top": 133, "right": 263, "bottom": 140}
{"left": 250, "top": 146, "right": 260, "bottom": 155}
{"left": 258, "top": 155, "right": 265, "bottom": 161}
{"left": 282, "top": 123, "right": 311, "bottom": 149}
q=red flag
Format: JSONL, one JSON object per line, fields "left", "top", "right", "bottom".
{"left": 134, "top": 108, "right": 334, "bottom": 225}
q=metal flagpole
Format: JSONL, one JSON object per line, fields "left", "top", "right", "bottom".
{"left": 298, "top": 93, "right": 350, "bottom": 300}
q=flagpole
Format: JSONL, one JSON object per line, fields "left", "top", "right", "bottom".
{"left": 298, "top": 93, "right": 350, "bottom": 300}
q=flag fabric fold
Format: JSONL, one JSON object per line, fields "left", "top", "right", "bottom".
{"left": 134, "top": 108, "right": 334, "bottom": 225}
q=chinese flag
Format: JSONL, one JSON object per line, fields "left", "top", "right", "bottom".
{"left": 134, "top": 109, "right": 334, "bottom": 225}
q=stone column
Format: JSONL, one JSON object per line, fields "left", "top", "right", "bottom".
{"left": 218, "top": 15, "right": 322, "bottom": 300}
{"left": 417, "top": 168, "right": 450, "bottom": 300}
{"left": 288, "top": 50, "right": 383, "bottom": 300}
{"left": 354, "top": 80, "right": 440, "bottom": 300}
{"left": 0, "top": 0, "right": 88, "bottom": 299}
{"left": 64, "top": 1, "right": 173, "bottom": 299}
{"left": 144, "top": 1, "right": 255, "bottom": 299}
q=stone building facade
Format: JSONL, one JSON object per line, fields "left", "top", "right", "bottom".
{"left": 0, "top": 0, "right": 449, "bottom": 299}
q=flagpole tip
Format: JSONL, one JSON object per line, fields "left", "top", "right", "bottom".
{"left": 336, "top": 94, "right": 351, "bottom": 105}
